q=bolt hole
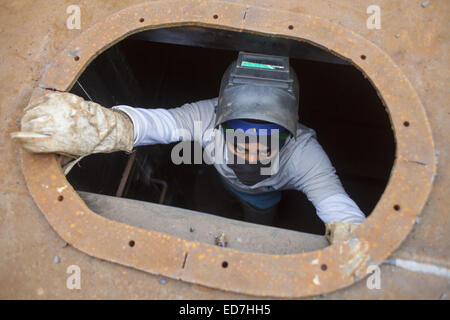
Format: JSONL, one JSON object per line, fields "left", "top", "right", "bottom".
{"left": 213, "top": 14, "right": 219, "bottom": 19}
{"left": 288, "top": 25, "right": 294, "bottom": 30}
{"left": 74, "top": 56, "right": 80, "bottom": 62}
{"left": 222, "top": 261, "right": 228, "bottom": 268}
{"left": 394, "top": 204, "right": 401, "bottom": 211}
{"left": 139, "top": 18, "right": 144, "bottom": 23}
{"left": 57, "top": 195, "right": 64, "bottom": 202}
{"left": 321, "top": 264, "right": 327, "bottom": 271}
{"left": 129, "top": 240, "right": 135, "bottom": 247}
{"left": 360, "top": 54, "right": 367, "bottom": 60}
{"left": 403, "top": 121, "right": 410, "bottom": 127}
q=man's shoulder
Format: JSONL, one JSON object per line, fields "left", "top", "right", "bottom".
{"left": 169, "top": 97, "right": 218, "bottom": 124}
{"left": 281, "top": 123, "right": 322, "bottom": 170}
{"left": 185, "top": 97, "right": 219, "bottom": 122}
{"left": 190, "top": 97, "right": 219, "bottom": 109}
{"left": 282, "top": 123, "right": 317, "bottom": 154}
{"left": 294, "top": 123, "right": 317, "bottom": 139}
{"left": 281, "top": 123, "right": 337, "bottom": 192}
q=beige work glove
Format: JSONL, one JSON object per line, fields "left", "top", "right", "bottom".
{"left": 325, "top": 221, "right": 359, "bottom": 244}
{"left": 11, "top": 92, "right": 134, "bottom": 158}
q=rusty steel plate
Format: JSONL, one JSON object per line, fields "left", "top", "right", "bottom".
{"left": 21, "top": 0, "right": 436, "bottom": 297}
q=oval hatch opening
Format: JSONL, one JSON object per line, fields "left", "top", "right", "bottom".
{"left": 66, "top": 26, "right": 395, "bottom": 237}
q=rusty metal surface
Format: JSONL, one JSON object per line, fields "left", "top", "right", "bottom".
{"left": 78, "top": 191, "right": 329, "bottom": 254}
{"left": 0, "top": 0, "right": 448, "bottom": 299}
{"left": 21, "top": 0, "right": 438, "bottom": 297}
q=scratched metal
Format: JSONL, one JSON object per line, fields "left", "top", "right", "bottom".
{"left": 21, "top": 0, "right": 436, "bottom": 297}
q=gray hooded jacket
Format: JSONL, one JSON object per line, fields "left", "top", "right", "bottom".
{"left": 114, "top": 97, "right": 366, "bottom": 224}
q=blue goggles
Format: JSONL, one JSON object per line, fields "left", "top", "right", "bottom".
{"left": 222, "top": 119, "right": 289, "bottom": 138}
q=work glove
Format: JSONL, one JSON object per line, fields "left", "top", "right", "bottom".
{"left": 325, "top": 221, "right": 359, "bottom": 244}
{"left": 11, "top": 92, "right": 134, "bottom": 158}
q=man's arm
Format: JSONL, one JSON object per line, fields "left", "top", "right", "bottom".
{"left": 11, "top": 92, "right": 217, "bottom": 155}
{"left": 111, "top": 106, "right": 179, "bottom": 146}
{"left": 113, "top": 97, "right": 218, "bottom": 147}
{"left": 286, "top": 135, "right": 365, "bottom": 242}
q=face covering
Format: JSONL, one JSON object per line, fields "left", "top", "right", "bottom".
{"left": 223, "top": 120, "right": 289, "bottom": 186}
{"left": 227, "top": 161, "right": 272, "bottom": 186}
{"left": 225, "top": 138, "right": 283, "bottom": 186}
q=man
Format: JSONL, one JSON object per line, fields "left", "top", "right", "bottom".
{"left": 11, "top": 51, "right": 365, "bottom": 244}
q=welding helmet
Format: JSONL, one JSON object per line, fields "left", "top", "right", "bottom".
{"left": 215, "top": 51, "right": 299, "bottom": 137}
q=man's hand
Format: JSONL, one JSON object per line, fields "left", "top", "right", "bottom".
{"left": 325, "top": 221, "right": 360, "bottom": 244}
{"left": 11, "top": 92, "right": 134, "bottom": 157}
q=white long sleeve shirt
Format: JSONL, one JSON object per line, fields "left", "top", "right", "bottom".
{"left": 113, "top": 97, "right": 366, "bottom": 224}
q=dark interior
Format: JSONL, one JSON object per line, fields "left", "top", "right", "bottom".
{"left": 67, "top": 26, "right": 395, "bottom": 235}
